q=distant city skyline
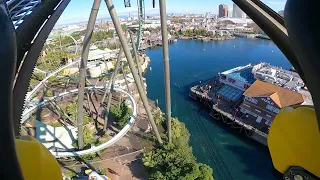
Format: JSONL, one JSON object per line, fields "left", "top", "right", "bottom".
{"left": 56, "top": 0, "right": 286, "bottom": 25}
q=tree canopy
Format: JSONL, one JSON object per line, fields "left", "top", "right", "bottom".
{"left": 142, "top": 117, "right": 214, "bottom": 180}
{"left": 110, "top": 102, "right": 131, "bottom": 127}
{"left": 92, "top": 30, "right": 114, "bottom": 43}
{"left": 152, "top": 108, "right": 164, "bottom": 125}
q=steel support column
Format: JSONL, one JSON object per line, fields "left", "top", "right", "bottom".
{"left": 159, "top": 0, "right": 172, "bottom": 143}
{"left": 105, "top": 0, "right": 163, "bottom": 144}
{"left": 77, "top": 0, "right": 101, "bottom": 149}
{"left": 129, "top": 31, "right": 145, "bottom": 90}
{"left": 102, "top": 46, "right": 123, "bottom": 132}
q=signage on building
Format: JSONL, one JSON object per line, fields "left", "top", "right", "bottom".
{"left": 228, "top": 78, "right": 236, "bottom": 83}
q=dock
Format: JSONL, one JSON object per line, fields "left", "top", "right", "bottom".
{"left": 189, "top": 76, "right": 268, "bottom": 146}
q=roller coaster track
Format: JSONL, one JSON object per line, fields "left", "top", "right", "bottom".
{"left": 5, "top": 0, "right": 147, "bottom": 135}
{"left": 18, "top": 38, "right": 138, "bottom": 157}
{"left": 22, "top": 86, "right": 137, "bottom": 158}
{"left": 4, "top": 0, "right": 72, "bottom": 136}
{"left": 186, "top": 102, "right": 234, "bottom": 180}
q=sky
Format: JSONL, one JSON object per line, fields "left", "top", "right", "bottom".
{"left": 56, "top": 0, "right": 286, "bottom": 25}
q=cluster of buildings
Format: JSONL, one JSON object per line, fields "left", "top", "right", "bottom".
{"left": 218, "top": 3, "right": 247, "bottom": 19}
{"left": 217, "top": 63, "right": 312, "bottom": 133}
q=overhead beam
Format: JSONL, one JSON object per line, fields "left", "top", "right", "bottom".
{"left": 13, "top": 0, "right": 71, "bottom": 136}
{"left": 15, "top": 0, "right": 63, "bottom": 72}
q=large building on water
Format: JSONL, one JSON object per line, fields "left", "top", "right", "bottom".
{"left": 216, "top": 62, "right": 310, "bottom": 133}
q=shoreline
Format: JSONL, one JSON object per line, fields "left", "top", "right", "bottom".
{"left": 179, "top": 35, "right": 236, "bottom": 42}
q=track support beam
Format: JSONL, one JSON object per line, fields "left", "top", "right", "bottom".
{"left": 105, "top": 0, "right": 163, "bottom": 144}
{"left": 77, "top": 0, "right": 102, "bottom": 149}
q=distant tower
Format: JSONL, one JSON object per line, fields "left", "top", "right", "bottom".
{"left": 233, "top": 3, "right": 247, "bottom": 19}
{"left": 228, "top": 8, "right": 233, "bottom": 18}
{"left": 218, "top": 4, "right": 229, "bottom": 18}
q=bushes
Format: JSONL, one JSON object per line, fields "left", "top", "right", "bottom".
{"left": 92, "top": 30, "right": 114, "bottom": 43}
{"left": 45, "top": 89, "right": 53, "bottom": 97}
{"left": 64, "top": 171, "right": 76, "bottom": 178}
{"left": 142, "top": 117, "right": 214, "bottom": 180}
{"left": 72, "top": 127, "right": 96, "bottom": 149}
{"left": 110, "top": 102, "right": 131, "bottom": 127}
{"left": 152, "top": 109, "right": 164, "bottom": 125}
{"left": 64, "top": 102, "right": 91, "bottom": 125}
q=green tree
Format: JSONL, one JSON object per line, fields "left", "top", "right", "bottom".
{"left": 92, "top": 30, "right": 114, "bottom": 43}
{"left": 73, "top": 126, "right": 96, "bottom": 149}
{"left": 71, "top": 30, "right": 86, "bottom": 39}
{"left": 143, "top": 143, "right": 202, "bottom": 180}
{"left": 110, "top": 102, "right": 131, "bottom": 127}
{"left": 63, "top": 171, "right": 76, "bottom": 178}
{"left": 197, "top": 164, "right": 214, "bottom": 180}
{"left": 153, "top": 109, "right": 164, "bottom": 125}
{"left": 142, "top": 117, "right": 214, "bottom": 180}
{"left": 36, "top": 49, "right": 77, "bottom": 71}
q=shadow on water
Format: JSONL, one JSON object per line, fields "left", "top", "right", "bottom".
{"left": 177, "top": 80, "right": 279, "bottom": 180}
{"left": 225, "top": 145, "right": 282, "bottom": 180}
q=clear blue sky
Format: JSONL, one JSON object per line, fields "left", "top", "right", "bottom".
{"left": 56, "top": 0, "right": 286, "bottom": 25}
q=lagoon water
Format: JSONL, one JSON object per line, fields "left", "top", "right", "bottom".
{"left": 145, "top": 38, "right": 290, "bottom": 180}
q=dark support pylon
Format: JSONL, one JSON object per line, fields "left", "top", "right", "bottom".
{"left": 77, "top": 0, "right": 102, "bottom": 149}
{"left": 103, "top": 46, "right": 124, "bottom": 132}
{"left": 159, "top": 0, "right": 172, "bottom": 143}
{"left": 105, "top": 0, "right": 163, "bottom": 144}
{"left": 129, "top": 31, "right": 145, "bottom": 90}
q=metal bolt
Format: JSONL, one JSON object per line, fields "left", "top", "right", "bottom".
{"left": 294, "top": 175, "right": 304, "bottom": 180}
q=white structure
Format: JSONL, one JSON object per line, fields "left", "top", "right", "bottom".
{"left": 252, "top": 62, "right": 305, "bottom": 92}
{"left": 220, "top": 64, "right": 254, "bottom": 91}
{"left": 233, "top": 3, "right": 247, "bottom": 19}
{"left": 219, "top": 17, "right": 253, "bottom": 25}
{"left": 35, "top": 121, "right": 78, "bottom": 151}
{"left": 87, "top": 61, "right": 107, "bottom": 78}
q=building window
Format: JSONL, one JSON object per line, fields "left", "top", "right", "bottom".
{"left": 266, "top": 104, "right": 280, "bottom": 114}
{"left": 265, "top": 120, "right": 272, "bottom": 126}
{"left": 255, "top": 109, "right": 261, "bottom": 113}
{"left": 245, "top": 96, "right": 258, "bottom": 104}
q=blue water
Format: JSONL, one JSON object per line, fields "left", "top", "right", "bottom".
{"left": 144, "top": 38, "right": 291, "bottom": 180}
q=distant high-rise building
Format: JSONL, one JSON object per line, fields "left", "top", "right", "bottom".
{"left": 228, "top": 8, "right": 233, "bottom": 18}
{"left": 278, "top": 10, "right": 284, "bottom": 17}
{"left": 233, "top": 3, "right": 247, "bottom": 19}
{"left": 219, "top": 4, "right": 229, "bottom": 18}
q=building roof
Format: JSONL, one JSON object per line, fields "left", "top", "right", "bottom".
{"left": 217, "top": 85, "right": 243, "bottom": 101}
{"left": 221, "top": 64, "right": 255, "bottom": 84}
{"left": 227, "top": 67, "right": 255, "bottom": 84}
{"left": 243, "top": 80, "right": 304, "bottom": 108}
